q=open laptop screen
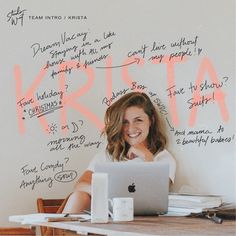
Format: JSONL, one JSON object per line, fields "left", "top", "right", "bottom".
{"left": 94, "top": 161, "right": 169, "bottom": 215}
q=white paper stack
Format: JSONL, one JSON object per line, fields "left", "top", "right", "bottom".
{"left": 167, "top": 193, "right": 222, "bottom": 216}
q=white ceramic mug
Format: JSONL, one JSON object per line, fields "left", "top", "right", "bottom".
{"left": 108, "top": 197, "right": 134, "bottom": 222}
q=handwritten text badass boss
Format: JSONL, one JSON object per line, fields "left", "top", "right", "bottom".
{"left": 14, "top": 55, "right": 228, "bottom": 134}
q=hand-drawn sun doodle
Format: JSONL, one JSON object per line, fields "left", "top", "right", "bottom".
{"left": 46, "top": 123, "right": 58, "bottom": 134}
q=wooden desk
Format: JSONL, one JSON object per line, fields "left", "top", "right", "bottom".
{"left": 29, "top": 216, "right": 235, "bottom": 236}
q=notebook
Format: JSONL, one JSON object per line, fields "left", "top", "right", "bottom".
{"left": 94, "top": 161, "right": 169, "bottom": 215}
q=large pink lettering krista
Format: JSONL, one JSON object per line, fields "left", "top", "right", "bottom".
{"left": 15, "top": 64, "right": 49, "bottom": 134}
{"left": 189, "top": 57, "right": 229, "bottom": 126}
{"left": 59, "top": 61, "right": 104, "bottom": 133}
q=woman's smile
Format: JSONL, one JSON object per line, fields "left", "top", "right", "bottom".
{"left": 128, "top": 131, "right": 141, "bottom": 138}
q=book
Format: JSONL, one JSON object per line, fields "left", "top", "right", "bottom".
{"left": 168, "top": 193, "right": 222, "bottom": 209}
{"left": 168, "top": 206, "right": 204, "bottom": 214}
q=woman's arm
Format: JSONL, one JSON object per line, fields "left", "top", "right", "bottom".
{"left": 74, "top": 170, "right": 92, "bottom": 192}
{"left": 62, "top": 170, "right": 93, "bottom": 214}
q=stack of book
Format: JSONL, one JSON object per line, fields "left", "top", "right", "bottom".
{"left": 167, "top": 193, "right": 223, "bottom": 216}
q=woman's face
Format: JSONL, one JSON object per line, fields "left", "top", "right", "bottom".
{"left": 122, "top": 106, "right": 151, "bottom": 147}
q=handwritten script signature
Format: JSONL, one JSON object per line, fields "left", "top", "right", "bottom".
{"left": 7, "top": 6, "right": 26, "bottom": 26}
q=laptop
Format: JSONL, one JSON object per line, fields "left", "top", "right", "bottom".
{"left": 94, "top": 161, "right": 169, "bottom": 215}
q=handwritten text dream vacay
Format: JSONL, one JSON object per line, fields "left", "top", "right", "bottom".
{"left": 31, "top": 31, "right": 89, "bottom": 58}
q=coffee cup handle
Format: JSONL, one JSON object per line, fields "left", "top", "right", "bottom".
{"left": 108, "top": 199, "right": 114, "bottom": 219}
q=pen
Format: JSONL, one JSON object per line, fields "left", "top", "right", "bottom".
{"left": 83, "top": 210, "right": 91, "bottom": 215}
{"left": 47, "top": 216, "right": 83, "bottom": 222}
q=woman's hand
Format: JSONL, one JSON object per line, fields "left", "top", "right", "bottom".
{"left": 74, "top": 170, "right": 92, "bottom": 194}
{"left": 127, "top": 143, "right": 154, "bottom": 161}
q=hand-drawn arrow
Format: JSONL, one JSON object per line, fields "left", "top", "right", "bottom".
{"left": 96, "top": 58, "right": 140, "bottom": 69}
{"left": 165, "top": 117, "right": 174, "bottom": 132}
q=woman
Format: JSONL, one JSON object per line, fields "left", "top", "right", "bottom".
{"left": 63, "top": 91, "right": 176, "bottom": 213}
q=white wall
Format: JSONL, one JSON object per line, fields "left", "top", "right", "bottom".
{"left": 0, "top": 0, "right": 235, "bottom": 226}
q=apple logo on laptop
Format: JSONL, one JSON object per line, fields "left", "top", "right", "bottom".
{"left": 128, "top": 183, "right": 136, "bottom": 193}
